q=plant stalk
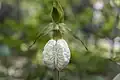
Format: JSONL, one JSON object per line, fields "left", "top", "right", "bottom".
{"left": 54, "top": 69, "right": 60, "bottom": 80}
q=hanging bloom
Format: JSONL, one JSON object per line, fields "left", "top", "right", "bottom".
{"left": 43, "top": 39, "right": 70, "bottom": 71}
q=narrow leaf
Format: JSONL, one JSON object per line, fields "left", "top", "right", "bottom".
{"left": 28, "top": 23, "right": 54, "bottom": 49}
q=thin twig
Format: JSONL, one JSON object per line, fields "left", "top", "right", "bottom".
{"left": 28, "top": 32, "right": 44, "bottom": 50}
{"left": 28, "top": 23, "right": 54, "bottom": 50}
{"left": 72, "top": 9, "right": 88, "bottom": 51}
{"left": 64, "top": 26, "right": 89, "bottom": 51}
{"left": 72, "top": 34, "right": 88, "bottom": 51}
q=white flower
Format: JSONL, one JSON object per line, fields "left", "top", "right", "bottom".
{"left": 43, "top": 39, "right": 70, "bottom": 71}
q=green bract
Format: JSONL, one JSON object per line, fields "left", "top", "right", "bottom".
{"left": 41, "top": 23, "right": 68, "bottom": 39}
{"left": 51, "top": 0, "right": 64, "bottom": 23}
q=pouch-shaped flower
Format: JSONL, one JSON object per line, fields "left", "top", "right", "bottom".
{"left": 43, "top": 39, "right": 70, "bottom": 71}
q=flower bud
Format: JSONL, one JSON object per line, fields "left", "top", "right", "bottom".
{"left": 43, "top": 39, "right": 70, "bottom": 71}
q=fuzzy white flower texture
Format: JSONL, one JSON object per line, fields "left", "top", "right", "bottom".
{"left": 43, "top": 39, "right": 70, "bottom": 71}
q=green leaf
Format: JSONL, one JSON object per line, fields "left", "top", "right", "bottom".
{"left": 51, "top": 0, "right": 64, "bottom": 23}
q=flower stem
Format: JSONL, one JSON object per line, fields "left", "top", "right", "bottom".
{"left": 54, "top": 69, "right": 60, "bottom": 80}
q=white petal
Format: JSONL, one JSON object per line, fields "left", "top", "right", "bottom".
{"left": 56, "top": 39, "right": 70, "bottom": 70}
{"left": 43, "top": 39, "right": 70, "bottom": 71}
{"left": 43, "top": 39, "right": 56, "bottom": 69}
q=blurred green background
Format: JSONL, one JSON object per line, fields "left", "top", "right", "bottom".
{"left": 0, "top": 0, "right": 120, "bottom": 80}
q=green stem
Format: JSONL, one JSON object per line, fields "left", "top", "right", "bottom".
{"left": 54, "top": 69, "right": 60, "bottom": 80}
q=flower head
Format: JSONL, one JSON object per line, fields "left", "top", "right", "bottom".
{"left": 43, "top": 39, "right": 70, "bottom": 71}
